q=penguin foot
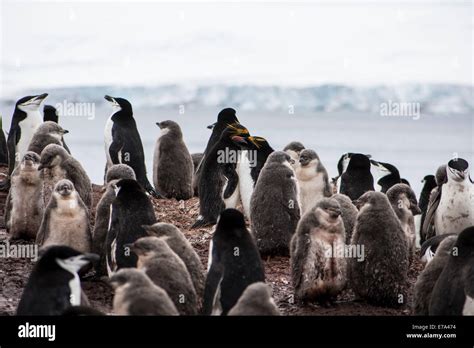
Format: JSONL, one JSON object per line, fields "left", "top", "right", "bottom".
{"left": 191, "top": 217, "right": 214, "bottom": 229}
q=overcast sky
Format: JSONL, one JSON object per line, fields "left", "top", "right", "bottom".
{"left": 0, "top": 0, "right": 472, "bottom": 95}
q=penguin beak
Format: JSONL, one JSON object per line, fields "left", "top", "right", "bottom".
{"left": 231, "top": 135, "right": 248, "bottom": 146}
{"left": 328, "top": 208, "right": 341, "bottom": 219}
{"left": 37, "top": 164, "right": 45, "bottom": 171}
{"left": 62, "top": 129, "right": 69, "bottom": 134}
{"left": 207, "top": 122, "right": 216, "bottom": 130}
{"left": 35, "top": 93, "right": 48, "bottom": 102}
{"left": 104, "top": 95, "right": 115, "bottom": 103}
{"left": 156, "top": 122, "right": 162, "bottom": 129}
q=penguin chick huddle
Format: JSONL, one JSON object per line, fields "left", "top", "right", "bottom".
{"left": 2, "top": 93, "right": 474, "bottom": 316}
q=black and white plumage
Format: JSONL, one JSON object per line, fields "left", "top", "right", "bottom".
{"left": 105, "top": 179, "right": 156, "bottom": 275}
{"left": 422, "top": 159, "right": 474, "bottom": 239}
{"left": 429, "top": 226, "right": 474, "bottom": 315}
{"left": 237, "top": 136, "right": 274, "bottom": 219}
{"left": 7, "top": 93, "right": 48, "bottom": 174}
{"left": 203, "top": 209, "right": 265, "bottom": 315}
{"left": 192, "top": 123, "right": 255, "bottom": 228}
{"left": 92, "top": 164, "right": 136, "bottom": 277}
{"left": 104, "top": 95, "right": 157, "bottom": 197}
{"left": 0, "top": 116, "right": 9, "bottom": 165}
{"left": 283, "top": 141, "right": 305, "bottom": 170}
{"left": 17, "top": 246, "right": 98, "bottom": 315}
{"left": 194, "top": 108, "right": 239, "bottom": 196}
{"left": 339, "top": 153, "right": 374, "bottom": 201}
{"left": 420, "top": 233, "right": 458, "bottom": 264}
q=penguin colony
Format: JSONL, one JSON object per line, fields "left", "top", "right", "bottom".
{"left": 0, "top": 93, "right": 473, "bottom": 316}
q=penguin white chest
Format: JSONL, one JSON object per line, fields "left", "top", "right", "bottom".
{"left": 237, "top": 151, "right": 254, "bottom": 219}
{"left": 17, "top": 112, "right": 42, "bottom": 162}
{"left": 435, "top": 182, "right": 474, "bottom": 235}
{"left": 104, "top": 117, "right": 114, "bottom": 165}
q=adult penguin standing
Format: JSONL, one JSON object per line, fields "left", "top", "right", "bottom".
{"left": 103, "top": 95, "right": 158, "bottom": 197}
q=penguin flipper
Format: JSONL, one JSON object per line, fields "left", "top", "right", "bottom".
{"left": 202, "top": 261, "right": 224, "bottom": 315}
{"left": 421, "top": 187, "right": 441, "bottom": 241}
{"left": 223, "top": 165, "right": 239, "bottom": 199}
{"left": 420, "top": 233, "right": 457, "bottom": 263}
{"left": 109, "top": 138, "right": 123, "bottom": 164}
{"left": 7, "top": 127, "right": 19, "bottom": 175}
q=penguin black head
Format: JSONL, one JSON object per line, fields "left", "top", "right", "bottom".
{"left": 104, "top": 95, "right": 133, "bottom": 115}
{"left": 299, "top": 149, "right": 320, "bottom": 167}
{"left": 266, "top": 151, "right": 292, "bottom": 166}
{"left": 216, "top": 208, "right": 246, "bottom": 232}
{"left": 347, "top": 153, "right": 371, "bottom": 172}
{"left": 43, "top": 105, "right": 58, "bottom": 123}
{"left": 208, "top": 108, "right": 238, "bottom": 129}
{"left": 221, "top": 123, "right": 255, "bottom": 148}
{"left": 337, "top": 152, "right": 371, "bottom": 175}
{"left": 21, "top": 151, "right": 41, "bottom": 169}
{"left": 37, "top": 245, "right": 98, "bottom": 273}
{"left": 447, "top": 158, "right": 469, "bottom": 181}
{"left": 283, "top": 141, "right": 305, "bottom": 153}
{"left": 15, "top": 93, "right": 48, "bottom": 112}
{"left": 54, "top": 179, "right": 75, "bottom": 197}
{"left": 38, "top": 144, "right": 69, "bottom": 170}
{"left": 114, "top": 178, "right": 145, "bottom": 196}
{"left": 156, "top": 120, "right": 182, "bottom": 137}
{"left": 422, "top": 174, "right": 435, "bottom": 184}
{"left": 106, "top": 164, "right": 136, "bottom": 183}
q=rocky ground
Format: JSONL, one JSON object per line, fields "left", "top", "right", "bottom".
{"left": 0, "top": 175, "right": 424, "bottom": 316}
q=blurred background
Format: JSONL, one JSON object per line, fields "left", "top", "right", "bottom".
{"left": 0, "top": 0, "right": 472, "bottom": 194}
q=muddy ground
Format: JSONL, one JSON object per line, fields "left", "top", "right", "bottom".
{"left": 0, "top": 179, "right": 424, "bottom": 316}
